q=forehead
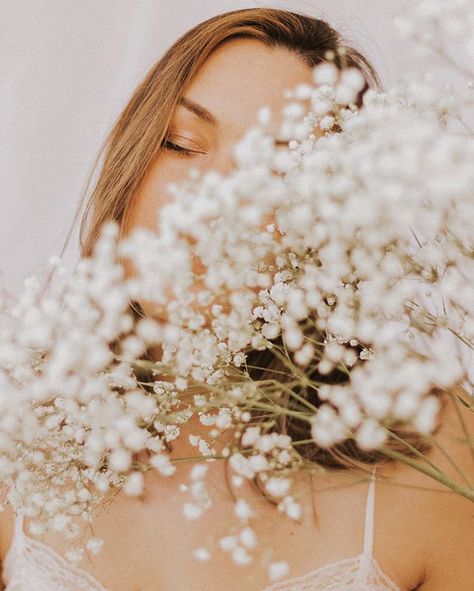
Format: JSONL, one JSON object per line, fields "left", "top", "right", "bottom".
{"left": 179, "top": 38, "right": 314, "bottom": 138}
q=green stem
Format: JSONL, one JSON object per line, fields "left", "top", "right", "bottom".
{"left": 269, "top": 344, "right": 307, "bottom": 382}
{"left": 384, "top": 428, "right": 444, "bottom": 474}
{"left": 249, "top": 401, "right": 312, "bottom": 421}
{"left": 259, "top": 379, "right": 318, "bottom": 412}
{"left": 449, "top": 392, "right": 474, "bottom": 466}
{"left": 425, "top": 434, "right": 473, "bottom": 488}
{"left": 131, "top": 454, "right": 229, "bottom": 471}
{"left": 378, "top": 446, "right": 474, "bottom": 503}
{"left": 291, "top": 439, "right": 316, "bottom": 446}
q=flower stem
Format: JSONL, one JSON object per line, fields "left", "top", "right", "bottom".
{"left": 378, "top": 446, "right": 474, "bottom": 502}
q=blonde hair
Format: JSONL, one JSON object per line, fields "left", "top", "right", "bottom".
{"left": 77, "top": 7, "right": 381, "bottom": 258}
{"left": 70, "top": 7, "right": 441, "bottom": 474}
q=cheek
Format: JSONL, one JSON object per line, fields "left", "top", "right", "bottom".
{"left": 125, "top": 157, "right": 188, "bottom": 235}
{"left": 120, "top": 160, "right": 281, "bottom": 324}
{"left": 125, "top": 187, "right": 164, "bottom": 236}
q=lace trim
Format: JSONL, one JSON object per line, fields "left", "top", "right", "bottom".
{"left": 261, "top": 553, "right": 400, "bottom": 591}
{"left": 2, "top": 467, "right": 400, "bottom": 591}
{"left": 3, "top": 516, "right": 108, "bottom": 590}
{"left": 261, "top": 467, "right": 399, "bottom": 590}
{"left": 4, "top": 539, "right": 401, "bottom": 591}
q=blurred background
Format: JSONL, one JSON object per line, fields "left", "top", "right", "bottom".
{"left": 0, "top": 0, "right": 464, "bottom": 293}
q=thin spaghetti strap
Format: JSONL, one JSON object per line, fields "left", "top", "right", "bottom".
{"left": 362, "top": 465, "right": 377, "bottom": 556}
{"left": 15, "top": 512, "right": 24, "bottom": 534}
{"left": 8, "top": 511, "right": 27, "bottom": 553}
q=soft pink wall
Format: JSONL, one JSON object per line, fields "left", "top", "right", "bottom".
{"left": 0, "top": 0, "right": 457, "bottom": 294}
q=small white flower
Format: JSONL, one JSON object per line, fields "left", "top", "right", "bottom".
{"left": 278, "top": 495, "right": 302, "bottom": 521}
{"left": 109, "top": 449, "right": 132, "bottom": 472}
{"left": 257, "top": 105, "right": 272, "bottom": 126}
{"left": 239, "top": 526, "right": 257, "bottom": 549}
{"left": 190, "top": 463, "right": 208, "bottom": 481}
{"left": 268, "top": 561, "right": 289, "bottom": 582}
{"left": 319, "top": 115, "right": 336, "bottom": 130}
{"left": 193, "top": 547, "right": 211, "bottom": 561}
{"left": 231, "top": 545, "right": 253, "bottom": 565}
{"left": 150, "top": 453, "right": 176, "bottom": 476}
{"left": 175, "top": 377, "right": 188, "bottom": 391}
{"left": 312, "top": 62, "right": 338, "bottom": 86}
{"left": 85, "top": 537, "right": 104, "bottom": 555}
{"left": 248, "top": 454, "right": 269, "bottom": 473}
{"left": 219, "top": 535, "right": 238, "bottom": 552}
{"left": 241, "top": 426, "right": 260, "bottom": 447}
{"left": 265, "top": 477, "right": 291, "bottom": 498}
{"left": 183, "top": 502, "right": 203, "bottom": 520}
{"left": 339, "top": 67, "right": 366, "bottom": 92}
{"left": 232, "top": 475, "right": 244, "bottom": 488}
{"left": 234, "top": 498, "right": 254, "bottom": 521}
{"left": 413, "top": 395, "right": 441, "bottom": 434}
{"left": 123, "top": 471, "right": 144, "bottom": 496}
{"left": 52, "top": 513, "right": 71, "bottom": 532}
{"left": 355, "top": 418, "right": 387, "bottom": 450}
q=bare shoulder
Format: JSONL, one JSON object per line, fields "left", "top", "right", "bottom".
{"left": 377, "top": 384, "right": 474, "bottom": 590}
{"left": 431, "top": 385, "right": 474, "bottom": 466}
{"left": 418, "top": 385, "right": 474, "bottom": 590}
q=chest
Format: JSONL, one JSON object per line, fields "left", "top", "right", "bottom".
{"left": 1, "top": 466, "right": 419, "bottom": 591}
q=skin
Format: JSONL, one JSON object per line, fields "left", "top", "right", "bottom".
{"left": 0, "top": 38, "right": 473, "bottom": 591}
{"left": 122, "top": 39, "right": 316, "bottom": 236}
{"left": 120, "top": 38, "right": 322, "bottom": 325}
{"left": 120, "top": 36, "right": 322, "bottom": 466}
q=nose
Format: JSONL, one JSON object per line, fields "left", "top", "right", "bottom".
{"left": 206, "top": 144, "right": 238, "bottom": 177}
{"left": 206, "top": 132, "right": 288, "bottom": 175}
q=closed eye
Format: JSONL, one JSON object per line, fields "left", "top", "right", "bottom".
{"left": 163, "top": 140, "right": 199, "bottom": 158}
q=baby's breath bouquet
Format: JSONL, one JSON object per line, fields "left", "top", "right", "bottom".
{"left": 1, "top": 0, "right": 473, "bottom": 581}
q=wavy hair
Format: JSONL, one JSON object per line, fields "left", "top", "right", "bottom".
{"left": 68, "top": 7, "right": 443, "bottom": 481}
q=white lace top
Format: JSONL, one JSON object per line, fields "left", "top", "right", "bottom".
{"left": 2, "top": 466, "right": 401, "bottom": 590}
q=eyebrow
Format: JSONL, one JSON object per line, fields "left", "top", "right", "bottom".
{"left": 178, "top": 96, "right": 217, "bottom": 126}
{"left": 176, "top": 96, "right": 292, "bottom": 145}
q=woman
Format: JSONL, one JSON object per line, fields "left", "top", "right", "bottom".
{"left": 0, "top": 8, "right": 472, "bottom": 591}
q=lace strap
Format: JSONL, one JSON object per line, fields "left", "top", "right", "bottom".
{"left": 362, "top": 465, "right": 377, "bottom": 556}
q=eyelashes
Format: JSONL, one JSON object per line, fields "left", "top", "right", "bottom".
{"left": 163, "top": 139, "right": 199, "bottom": 158}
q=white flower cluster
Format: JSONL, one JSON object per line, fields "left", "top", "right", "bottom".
{"left": 0, "top": 0, "right": 473, "bottom": 580}
{"left": 394, "top": 0, "right": 474, "bottom": 66}
{"left": 117, "top": 66, "right": 474, "bottom": 450}
{"left": 0, "top": 224, "right": 192, "bottom": 562}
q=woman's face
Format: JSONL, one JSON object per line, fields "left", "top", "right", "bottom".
{"left": 121, "top": 38, "right": 317, "bottom": 320}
